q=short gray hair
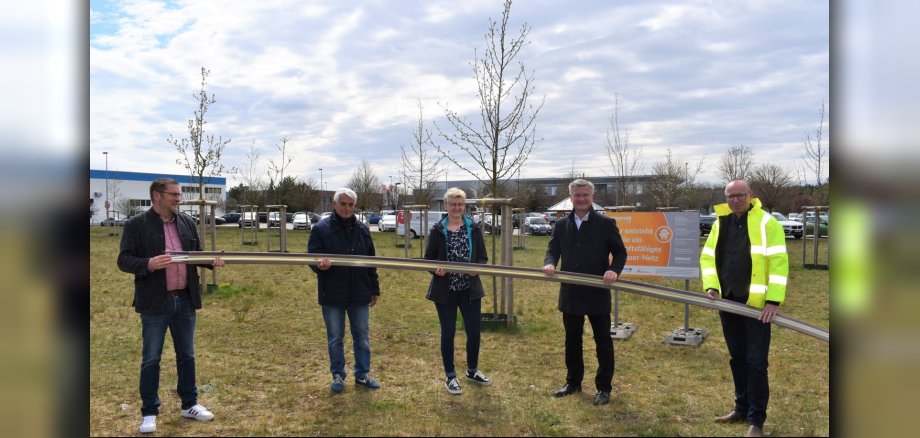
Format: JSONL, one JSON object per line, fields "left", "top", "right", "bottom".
{"left": 443, "top": 187, "right": 467, "bottom": 204}
{"left": 568, "top": 178, "right": 595, "bottom": 196}
{"left": 333, "top": 188, "right": 357, "bottom": 203}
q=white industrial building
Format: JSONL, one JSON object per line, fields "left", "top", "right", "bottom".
{"left": 89, "top": 169, "right": 226, "bottom": 224}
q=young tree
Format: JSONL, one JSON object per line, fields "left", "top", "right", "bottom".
{"left": 109, "top": 179, "right": 139, "bottom": 219}
{"left": 346, "top": 159, "right": 382, "bottom": 212}
{"left": 268, "top": 136, "right": 295, "bottom": 193}
{"left": 434, "top": 0, "right": 543, "bottom": 200}
{"left": 231, "top": 141, "right": 267, "bottom": 208}
{"left": 399, "top": 100, "right": 445, "bottom": 208}
{"left": 716, "top": 144, "right": 755, "bottom": 182}
{"left": 169, "top": 67, "right": 231, "bottom": 202}
{"left": 605, "top": 93, "right": 643, "bottom": 206}
{"left": 801, "top": 101, "right": 828, "bottom": 203}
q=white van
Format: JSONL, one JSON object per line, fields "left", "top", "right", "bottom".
{"left": 396, "top": 210, "right": 448, "bottom": 239}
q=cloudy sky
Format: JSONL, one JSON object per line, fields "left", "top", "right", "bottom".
{"left": 89, "top": 0, "right": 829, "bottom": 189}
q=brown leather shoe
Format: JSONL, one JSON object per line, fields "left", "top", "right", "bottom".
{"left": 714, "top": 411, "right": 745, "bottom": 423}
{"left": 744, "top": 425, "right": 763, "bottom": 437}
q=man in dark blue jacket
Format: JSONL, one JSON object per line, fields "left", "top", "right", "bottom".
{"left": 543, "top": 179, "right": 628, "bottom": 406}
{"left": 308, "top": 188, "right": 381, "bottom": 393}
{"left": 117, "top": 178, "right": 223, "bottom": 434}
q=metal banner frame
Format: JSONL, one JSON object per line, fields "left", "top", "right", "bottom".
{"left": 170, "top": 250, "right": 829, "bottom": 343}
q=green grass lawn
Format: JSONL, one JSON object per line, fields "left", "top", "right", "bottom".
{"left": 90, "top": 227, "right": 829, "bottom": 436}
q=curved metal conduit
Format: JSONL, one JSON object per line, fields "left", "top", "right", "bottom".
{"left": 170, "top": 250, "right": 829, "bottom": 343}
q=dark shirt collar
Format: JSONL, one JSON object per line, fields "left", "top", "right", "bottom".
{"left": 333, "top": 211, "right": 357, "bottom": 226}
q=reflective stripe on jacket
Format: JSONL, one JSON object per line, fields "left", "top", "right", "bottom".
{"left": 700, "top": 198, "right": 789, "bottom": 308}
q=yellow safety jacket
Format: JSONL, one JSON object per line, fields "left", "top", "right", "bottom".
{"left": 700, "top": 198, "right": 788, "bottom": 308}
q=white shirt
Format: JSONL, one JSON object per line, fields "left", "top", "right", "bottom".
{"left": 574, "top": 211, "right": 590, "bottom": 229}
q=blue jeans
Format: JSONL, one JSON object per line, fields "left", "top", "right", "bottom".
{"left": 321, "top": 304, "right": 371, "bottom": 380}
{"left": 139, "top": 294, "right": 197, "bottom": 416}
{"left": 434, "top": 289, "right": 481, "bottom": 378}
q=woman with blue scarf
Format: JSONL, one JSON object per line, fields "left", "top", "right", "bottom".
{"left": 424, "top": 187, "right": 492, "bottom": 395}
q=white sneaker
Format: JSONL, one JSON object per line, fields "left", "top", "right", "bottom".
{"left": 180, "top": 404, "right": 215, "bottom": 421}
{"left": 138, "top": 415, "right": 157, "bottom": 433}
{"left": 445, "top": 377, "right": 462, "bottom": 395}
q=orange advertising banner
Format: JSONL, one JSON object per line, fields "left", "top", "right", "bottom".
{"left": 602, "top": 211, "right": 701, "bottom": 279}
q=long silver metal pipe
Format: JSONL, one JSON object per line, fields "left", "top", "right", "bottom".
{"left": 170, "top": 250, "right": 829, "bottom": 343}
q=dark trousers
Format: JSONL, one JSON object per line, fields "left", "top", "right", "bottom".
{"left": 139, "top": 294, "right": 197, "bottom": 416}
{"left": 434, "top": 288, "right": 482, "bottom": 378}
{"left": 719, "top": 310, "right": 772, "bottom": 428}
{"left": 562, "top": 312, "right": 614, "bottom": 392}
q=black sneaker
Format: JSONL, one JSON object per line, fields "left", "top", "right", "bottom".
{"left": 446, "top": 377, "right": 462, "bottom": 394}
{"left": 465, "top": 370, "right": 492, "bottom": 385}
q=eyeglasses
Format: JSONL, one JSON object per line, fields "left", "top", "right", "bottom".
{"left": 157, "top": 191, "right": 182, "bottom": 197}
{"left": 725, "top": 193, "right": 750, "bottom": 200}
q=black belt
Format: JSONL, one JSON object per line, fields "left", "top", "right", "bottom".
{"left": 167, "top": 289, "right": 187, "bottom": 296}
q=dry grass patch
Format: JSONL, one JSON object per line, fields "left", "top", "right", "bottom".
{"left": 90, "top": 227, "right": 828, "bottom": 436}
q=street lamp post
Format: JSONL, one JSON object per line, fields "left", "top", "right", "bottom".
{"left": 388, "top": 176, "right": 394, "bottom": 209}
{"left": 318, "top": 168, "right": 324, "bottom": 212}
{"left": 103, "top": 151, "right": 109, "bottom": 222}
{"left": 394, "top": 182, "right": 401, "bottom": 210}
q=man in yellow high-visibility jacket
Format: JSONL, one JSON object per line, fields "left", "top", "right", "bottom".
{"left": 700, "top": 179, "right": 788, "bottom": 438}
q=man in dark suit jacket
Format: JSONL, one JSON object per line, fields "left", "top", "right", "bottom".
{"left": 543, "top": 179, "right": 628, "bottom": 406}
{"left": 117, "top": 178, "right": 223, "bottom": 434}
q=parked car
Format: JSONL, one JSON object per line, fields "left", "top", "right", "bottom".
{"left": 510, "top": 214, "right": 521, "bottom": 229}
{"left": 100, "top": 217, "right": 126, "bottom": 226}
{"left": 258, "top": 212, "right": 268, "bottom": 223}
{"left": 523, "top": 216, "right": 552, "bottom": 236}
{"left": 397, "top": 210, "right": 448, "bottom": 239}
{"left": 320, "top": 212, "right": 333, "bottom": 222}
{"left": 787, "top": 212, "right": 803, "bottom": 222}
{"left": 267, "top": 212, "right": 293, "bottom": 227}
{"left": 771, "top": 212, "right": 804, "bottom": 239}
{"left": 223, "top": 212, "right": 241, "bottom": 224}
{"left": 368, "top": 212, "right": 382, "bottom": 224}
{"left": 191, "top": 214, "right": 226, "bottom": 225}
{"left": 699, "top": 215, "right": 716, "bottom": 236}
{"left": 292, "top": 212, "right": 312, "bottom": 230}
{"left": 804, "top": 215, "right": 829, "bottom": 237}
{"left": 542, "top": 212, "right": 558, "bottom": 225}
{"left": 306, "top": 212, "right": 320, "bottom": 223}
{"left": 378, "top": 212, "right": 397, "bottom": 231}
{"left": 238, "top": 212, "right": 258, "bottom": 228}
{"left": 481, "top": 213, "right": 502, "bottom": 234}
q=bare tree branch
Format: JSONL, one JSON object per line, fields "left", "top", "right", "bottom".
{"left": 268, "top": 136, "right": 295, "bottom": 188}
{"left": 433, "top": 0, "right": 543, "bottom": 198}
{"left": 605, "top": 93, "right": 643, "bottom": 206}
{"left": 346, "top": 159, "right": 382, "bottom": 211}
{"left": 716, "top": 144, "right": 755, "bottom": 182}
{"left": 168, "top": 67, "right": 231, "bottom": 201}
{"left": 749, "top": 163, "right": 794, "bottom": 212}
{"left": 230, "top": 141, "right": 267, "bottom": 207}
{"left": 399, "top": 99, "right": 446, "bottom": 207}
{"left": 802, "top": 101, "right": 827, "bottom": 186}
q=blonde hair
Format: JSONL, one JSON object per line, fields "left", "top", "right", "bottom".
{"left": 443, "top": 187, "right": 467, "bottom": 204}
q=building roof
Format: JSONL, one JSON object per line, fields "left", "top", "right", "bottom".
{"left": 89, "top": 169, "right": 226, "bottom": 185}
{"left": 546, "top": 197, "right": 603, "bottom": 211}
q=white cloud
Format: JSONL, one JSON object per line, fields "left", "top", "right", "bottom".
{"left": 89, "top": 0, "right": 829, "bottom": 188}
